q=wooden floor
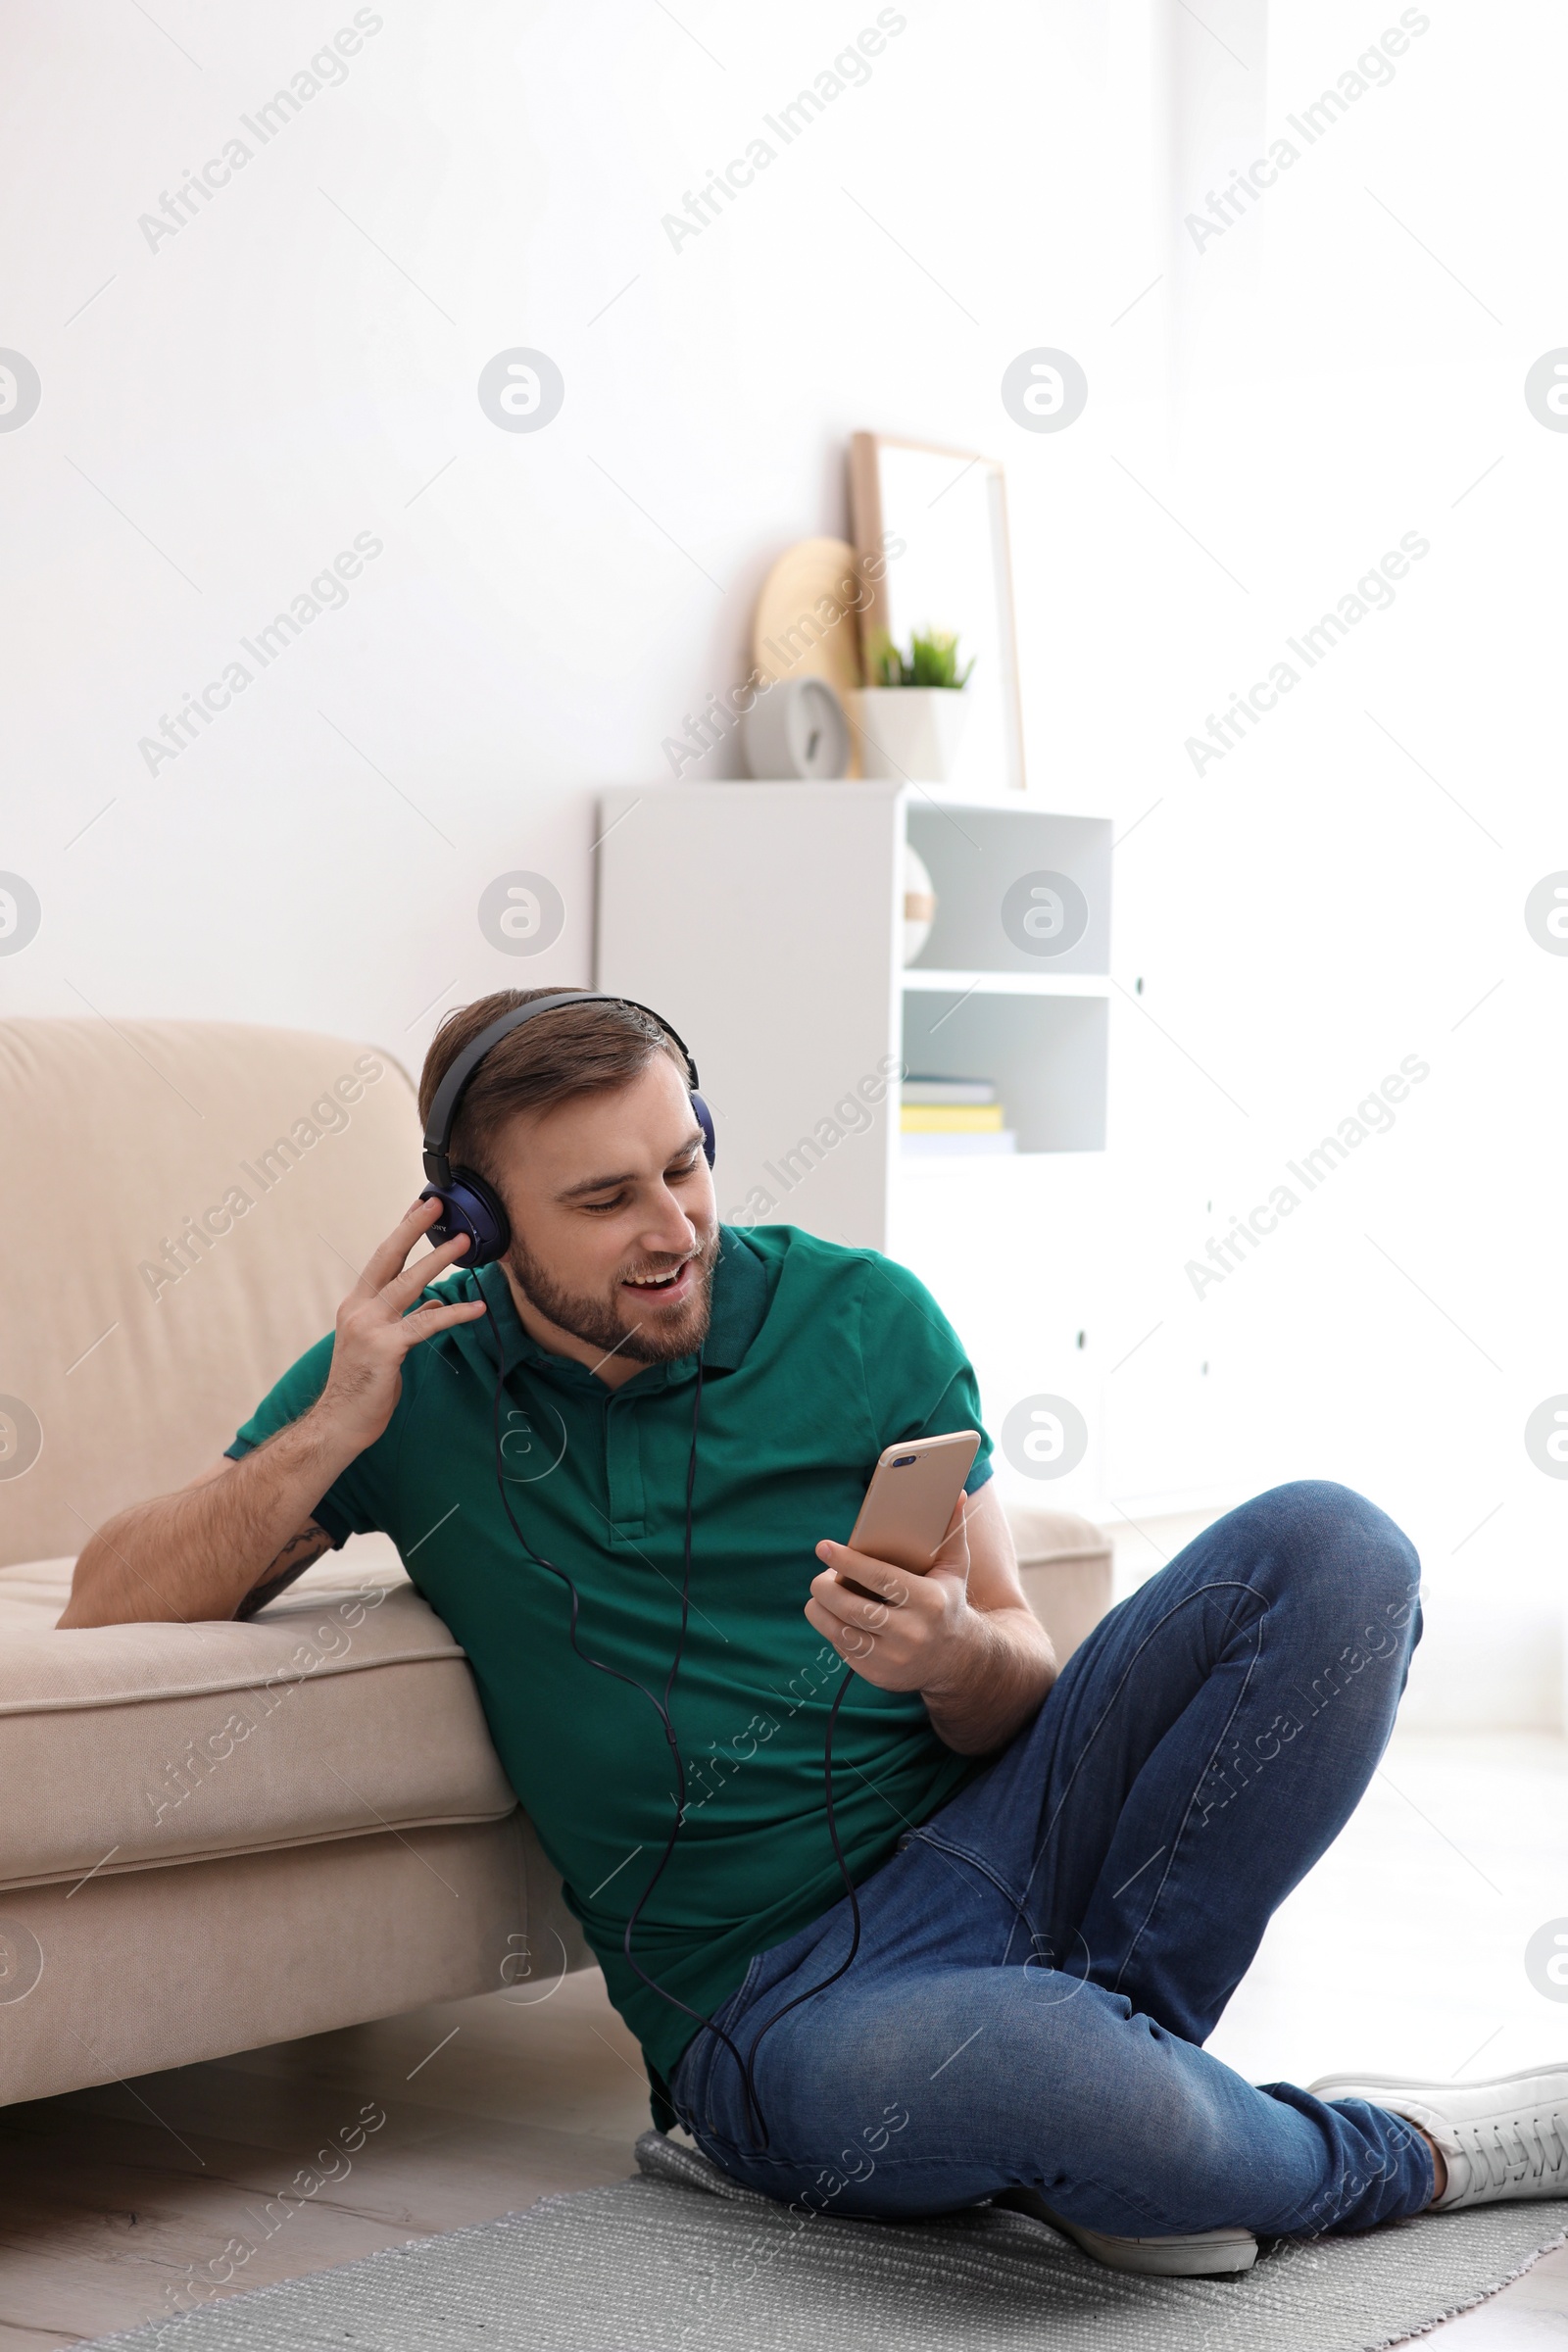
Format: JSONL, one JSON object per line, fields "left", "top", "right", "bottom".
{"left": 0, "top": 1969, "right": 653, "bottom": 2349}
{"left": 6, "top": 1734, "right": 1568, "bottom": 2346}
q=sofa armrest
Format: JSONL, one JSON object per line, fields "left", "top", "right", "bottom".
{"left": 1001, "top": 1501, "right": 1113, "bottom": 1666}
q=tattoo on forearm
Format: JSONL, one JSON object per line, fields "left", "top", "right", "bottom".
{"left": 235, "top": 1520, "right": 333, "bottom": 1620}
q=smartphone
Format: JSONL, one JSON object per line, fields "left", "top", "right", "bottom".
{"left": 841, "top": 1430, "right": 982, "bottom": 1586}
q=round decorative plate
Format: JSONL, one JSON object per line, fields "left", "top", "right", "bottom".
{"left": 751, "top": 537, "right": 865, "bottom": 696}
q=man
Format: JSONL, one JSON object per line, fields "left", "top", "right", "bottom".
{"left": 65, "top": 988, "right": 1568, "bottom": 2274}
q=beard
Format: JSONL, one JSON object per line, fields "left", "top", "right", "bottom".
{"left": 505, "top": 1222, "right": 719, "bottom": 1367}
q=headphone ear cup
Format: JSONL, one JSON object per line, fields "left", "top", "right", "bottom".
{"left": 691, "top": 1092, "right": 716, "bottom": 1169}
{"left": 418, "top": 1171, "right": 512, "bottom": 1267}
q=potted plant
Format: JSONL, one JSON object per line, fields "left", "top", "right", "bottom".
{"left": 849, "top": 628, "right": 976, "bottom": 783}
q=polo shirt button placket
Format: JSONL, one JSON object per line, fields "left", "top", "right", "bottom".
{"left": 604, "top": 1390, "right": 647, "bottom": 1544}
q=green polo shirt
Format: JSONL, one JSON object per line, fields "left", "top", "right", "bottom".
{"left": 227, "top": 1225, "right": 992, "bottom": 2082}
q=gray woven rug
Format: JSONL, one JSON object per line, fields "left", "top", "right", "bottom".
{"left": 87, "top": 2130, "right": 1568, "bottom": 2352}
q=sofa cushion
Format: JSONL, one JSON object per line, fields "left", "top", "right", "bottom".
{"left": 1005, "top": 1502, "right": 1112, "bottom": 1570}
{"left": 0, "top": 1538, "right": 517, "bottom": 1891}
{"left": 1004, "top": 1503, "right": 1114, "bottom": 1664}
{"left": 0, "top": 1496, "right": 1112, "bottom": 1897}
{"left": 0, "top": 1017, "right": 426, "bottom": 1571}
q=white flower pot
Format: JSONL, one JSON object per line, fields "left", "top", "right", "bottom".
{"left": 848, "top": 687, "right": 971, "bottom": 783}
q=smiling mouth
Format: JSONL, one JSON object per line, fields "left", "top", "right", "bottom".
{"left": 622, "top": 1260, "right": 693, "bottom": 1297}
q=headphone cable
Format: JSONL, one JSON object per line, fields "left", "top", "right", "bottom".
{"left": 736, "top": 1663, "right": 862, "bottom": 2136}
{"left": 491, "top": 1335, "right": 873, "bottom": 2152}
{"left": 490, "top": 1348, "right": 768, "bottom": 2147}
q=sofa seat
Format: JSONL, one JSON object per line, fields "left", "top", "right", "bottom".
{"left": 0, "top": 1536, "right": 518, "bottom": 1893}
{"left": 0, "top": 1514, "right": 1116, "bottom": 1900}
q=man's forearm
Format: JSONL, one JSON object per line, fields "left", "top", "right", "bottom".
{"left": 919, "top": 1605, "right": 1057, "bottom": 1755}
{"left": 59, "top": 1410, "right": 349, "bottom": 1629}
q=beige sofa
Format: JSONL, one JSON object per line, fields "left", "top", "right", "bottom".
{"left": 0, "top": 1018, "right": 1111, "bottom": 2109}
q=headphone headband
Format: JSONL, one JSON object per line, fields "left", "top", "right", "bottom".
{"left": 421, "top": 991, "right": 703, "bottom": 1188}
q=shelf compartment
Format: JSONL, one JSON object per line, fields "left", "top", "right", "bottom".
{"left": 906, "top": 805, "right": 1112, "bottom": 977}
{"left": 901, "top": 988, "right": 1107, "bottom": 1154}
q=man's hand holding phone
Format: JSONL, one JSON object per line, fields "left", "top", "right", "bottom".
{"left": 805, "top": 1431, "right": 1057, "bottom": 1751}
{"left": 806, "top": 1493, "right": 975, "bottom": 1694}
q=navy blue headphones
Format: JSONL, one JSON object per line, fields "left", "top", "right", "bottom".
{"left": 418, "top": 991, "right": 715, "bottom": 1269}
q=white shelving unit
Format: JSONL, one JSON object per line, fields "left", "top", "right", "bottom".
{"left": 595, "top": 782, "right": 1112, "bottom": 1510}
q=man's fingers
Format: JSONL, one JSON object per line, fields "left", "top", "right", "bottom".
{"left": 399, "top": 1298, "right": 488, "bottom": 1346}
{"left": 355, "top": 1198, "right": 445, "bottom": 1297}
{"left": 804, "top": 1596, "right": 877, "bottom": 1660}
{"left": 381, "top": 1230, "right": 472, "bottom": 1308}
{"left": 814, "top": 1541, "right": 910, "bottom": 1602}
{"left": 808, "top": 1569, "right": 884, "bottom": 1630}
{"left": 809, "top": 1562, "right": 917, "bottom": 1632}
{"left": 931, "top": 1493, "right": 972, "bottom": 1567}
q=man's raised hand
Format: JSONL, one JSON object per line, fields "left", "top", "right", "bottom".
{"left": 318, "top": 1198, "right": 488, "bottom": 1454}
{"left": 60, "top": 1199, "right": 489, "bottom": 1632}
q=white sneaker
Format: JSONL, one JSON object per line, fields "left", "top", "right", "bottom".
{"left": 1307, "top": 2066, "right": 1568, "bottom": 2211}
{"left": 992, "top": 2185, "right": 1258, "bottom": 2275}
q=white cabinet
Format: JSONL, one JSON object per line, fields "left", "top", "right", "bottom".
{"left": 595, "top": 782, "right": 1111, "bottom": 1515}
{"left": 597, "top": 782, "right": 905, "bottom": 1243}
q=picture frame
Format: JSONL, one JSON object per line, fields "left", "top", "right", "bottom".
{"left": 848, "top": 431, "right": 1027, "bottom": 794}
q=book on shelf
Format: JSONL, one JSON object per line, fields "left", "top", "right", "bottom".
{"left": 901, "top": 1102, "right": 1005, "bottom": 1135}
{"left": 902, "top": 1077, "right": 998, "bottom": 1106}
{"left": 902, "top": 1130, "right": 1018, "bottom": 1156}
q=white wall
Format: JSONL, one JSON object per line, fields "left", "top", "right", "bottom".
{"left": 3, "top": 0, "right": 1564, "bottom": 1717}
{"left": 1086, "top": 0, "right": 1568, "bottom": 1723}
{"left": 0, "top": 0, "right": 1146, "bottom": 1045}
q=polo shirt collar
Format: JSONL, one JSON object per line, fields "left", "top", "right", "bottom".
{"left": 470, "top": 1225, "right": 770, "bottom": 1392}
{"left": 701, "top": 1227, "right": 770, "bottom": 1371}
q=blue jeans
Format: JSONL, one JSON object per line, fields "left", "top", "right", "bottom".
{"left": 670, "top": 1480, "right": 1433, "bottom": 2236}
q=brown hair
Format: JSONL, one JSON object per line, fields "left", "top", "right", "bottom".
{"left": 417, "top": 989, "right": 688, "bottom": 1179}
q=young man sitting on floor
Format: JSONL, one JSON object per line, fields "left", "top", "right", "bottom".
{"left": 64, "top": 988, "right": 1568, "bottom": 2276}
